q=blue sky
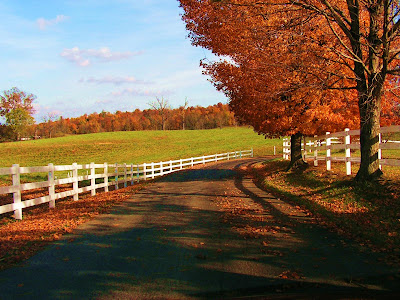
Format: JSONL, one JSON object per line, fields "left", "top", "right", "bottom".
{"left": 0, "top": 0, "right": 226, "bottom": 121}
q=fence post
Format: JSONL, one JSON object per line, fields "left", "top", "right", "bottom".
{"left": 215, "top": 154, "right": 217, "bottom": 162}
{"left": 203, "top": 156, "right": 205, "bottom": 164}
{"left": 151, "top": 162, "right": 155, "bottom": 179}
{"left": 191, "top": 157, "right": 194, "bottom": 167}
{"left": 170, "top": 160, "right": 173, "bottom": 172}
{"left": 227, "top": 152, "right": 230, "bottom": 160}
{"left": 124, "top": 163, "right": 127, "bottom": 188}
{"left": 378, "top": 133, "right": 382, "bottom": 170}
{"left": 143, "top": 163, "right": 147, "bottom": 180}
{"left": 160, "top": 162, "right": 164, "bottom": 176}
{"left": 115, "top": 163, "right": 119, "bottom": 189}
{"left": 251, "top": 148, "right": 253, "bottom": 157}
{"left": 137, "top": 164, "right": 140, "bottom": 182}
{"left": 90, "top": 162, "right": 96, "bottom": 196}
{"left": 104, "top": 163, "right": 109, "bottom": 192}
{"left": 180, "top": 159, "right": 183, "bottom": 170}
{"left": 12, "top": 164, "right": 22, "bottom": 220}
{"left": 313, "top": 136, "right": 318, "bottom": 166}
{"left": 326, "top": 132, "right": 331, "bottom": 171}
{"left": 48, "top": 163, "right": 55, "bottom": 209}
{"left": 131, "top": 164, "right": 134, "bottom": 185}
{"left": 345, "top": 128, "right": 351, "bottom": 175}
{"left": 283, "top": 138, "right": 290, "bottom": 160}
{"left": 73, "top": 163, "right": 78, "bottom": 201}
{"left": 283, "top": 139, "right": 286, "bottom": 159}
{"left": 274, "top": 146, "right": 276, "bottom": 156}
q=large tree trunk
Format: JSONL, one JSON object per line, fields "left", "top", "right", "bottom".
{"left": 353, "top": 2, "right": 385, "bottom": 181}
{"left": 355, "top": 94, "right": 383, "bottom": 181}
{"left": 286, "top": 132, "right": 307, "bottom": 171}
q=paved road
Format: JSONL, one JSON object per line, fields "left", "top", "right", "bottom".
{"left": 0, "top": 158, "right": 399, "bottom": 299}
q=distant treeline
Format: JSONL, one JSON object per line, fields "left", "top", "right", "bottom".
{"left": 27, "top": 103, "right": 236, "bottom": 139}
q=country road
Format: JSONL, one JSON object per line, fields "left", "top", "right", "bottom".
{"left": 0, "top": 158, "right": 399, "bottom": 299}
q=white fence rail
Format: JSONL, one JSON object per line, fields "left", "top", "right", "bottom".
{"left": 0, "top": 149, "right": 253, "bottom": 220}
{"left": 283, "top": 125, "right": 400, "bottom": 175}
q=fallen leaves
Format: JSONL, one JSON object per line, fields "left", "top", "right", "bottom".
{"left": 0, "top": 183, "right": 145, "bottom": 271}
{"left": 279, "top": 270, "right": 304, "bottom": 280}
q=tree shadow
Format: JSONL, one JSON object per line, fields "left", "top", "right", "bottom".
{"left": 0, "top": 160, "right": 399, "bottom": 299}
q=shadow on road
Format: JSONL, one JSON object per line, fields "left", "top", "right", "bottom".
{"left": 0, "top": 159, "right": 399, "bottom": 299}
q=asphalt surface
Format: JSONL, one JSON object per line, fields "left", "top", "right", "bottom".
{"left": 0, "top": 158, "right": 399, "bottom": 299}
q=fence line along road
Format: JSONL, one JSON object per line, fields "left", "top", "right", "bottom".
{"left": 283, "top": 125, "right": 400, "bottom": 175}
{"left": 0, "top": 149, "right": 253, "bottom": 220}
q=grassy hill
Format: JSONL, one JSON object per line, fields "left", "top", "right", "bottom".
{"left": 0, "top": 127, "right": 280, "bottom": 167}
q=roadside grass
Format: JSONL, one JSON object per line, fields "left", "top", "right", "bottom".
{"left": 247, "top": 159, "right": 400, "bottom": 265}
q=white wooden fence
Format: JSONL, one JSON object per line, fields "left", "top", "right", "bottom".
{"left": 0, "top": 149, "right": 253, "bottom": 220}
{"left": 283, "top": 125, "right": 400, "bottom": 175}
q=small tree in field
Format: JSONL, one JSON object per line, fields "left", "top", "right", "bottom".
{"left": 180, "top": 97, "right": 189, "bottom": 130}
{"left": 148, "top": 97, "right": 171, "bottom": 131}
{"left": 0, "top": 87, "right": 36, "bottom": 140}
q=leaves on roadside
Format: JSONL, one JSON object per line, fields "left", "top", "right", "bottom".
{"left": 0, "top": 184, "right": 145, "bottom": 271}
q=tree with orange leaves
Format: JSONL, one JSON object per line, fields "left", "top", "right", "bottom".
{"left": 180, "top": 0, "right": 360, "bottom": 169}
{"left": 179, "top": 0, "right": 400, "bottom": 178}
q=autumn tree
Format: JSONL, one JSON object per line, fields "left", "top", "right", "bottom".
{"left": 180, "top": 0, "right": 361, "bottom": 168}
{"left": 148, "top": 97, "right": 171, "bottom": 131}
{"left": 180, "top": 0, "right": 400, "bottom": 179}
{"left": 32, "top": 103, "right": 238, "bottom": 136}
{"left": 0, "top": 87, "right": 36, "bottom": 140}
{"left": 203, "top": 57, "right": 360, "bottom": 168}
{"left": 42, "top": 112, "right": 59, "bottom": 138}
{"left": 180, "top": 97, "right": 189, "bottom": 130}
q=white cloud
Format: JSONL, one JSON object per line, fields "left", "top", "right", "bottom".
{"left": 110, "top": 88, "right": 173, "bottom": 97}
{"left": 60, "top": 47, "right": 142, "bottom": 67}
{"left": 37, "top": 15, "right": 69, "bottom": 30}
{"left": 80, "top": 76, "right": 150, "bottom": 85}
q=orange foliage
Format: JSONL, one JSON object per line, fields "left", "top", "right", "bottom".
{"left": 32, "top": 103, "right": 237, "bottom": 138}
{"left": 179, "top": 0, "right": 400, "bottom": 138}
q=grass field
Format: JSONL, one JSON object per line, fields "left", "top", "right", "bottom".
{"left": 0, "top": 127, "right": 280, "bottom": 168}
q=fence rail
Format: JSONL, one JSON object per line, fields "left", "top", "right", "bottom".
{"left": 0, "top": 149, "right": 253, "bottom": 220}
{"left": 283, "top": 125, "right": 400, "bottom": 174}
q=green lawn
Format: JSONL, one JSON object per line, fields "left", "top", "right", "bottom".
{"left": 0, "top": 127, "right": 280, "bottom": 168}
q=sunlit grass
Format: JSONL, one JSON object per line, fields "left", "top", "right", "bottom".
{"left": 0, "top": 127, "right": 281, "bottom": 185}
{"left": 0, "top": 127, "right": 280, "bottom": 167}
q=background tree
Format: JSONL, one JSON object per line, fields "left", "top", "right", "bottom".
{"left": 180, "top": 97, "right": 189, "bottom": 130}
{"left": 0, "top": 87, "right": 36, "bottom": 141}
{"left": 5, "top": 108, "right": 34, "bottom": 140}
{"left": 42, "top": 112, "right": 59, "bottom": 139}
{"left": 31, "top": 103, "right": 237, "bottom": 136}
{"left": 148, "top": 97, "right": 171, "bottom": 131}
